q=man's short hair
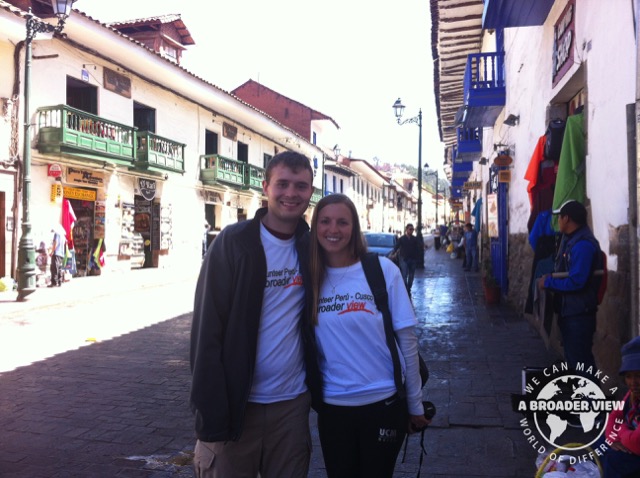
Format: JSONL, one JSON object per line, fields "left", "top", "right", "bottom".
{"left": 552, "top": 199, "right": 588, "bottom": 225}
{"left": 265, "top": 151, "right": 313, "bottom": 184}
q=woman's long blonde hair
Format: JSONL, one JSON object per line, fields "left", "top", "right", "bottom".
{"left": 309, "top": 194, "right": 367, "bottom": 325}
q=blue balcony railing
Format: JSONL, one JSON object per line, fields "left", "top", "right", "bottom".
{"left": 462, "top": 52, "right": 506, "bottom": 128}
{"left": 456, "top": 127, "right": 483, "bottom": 161}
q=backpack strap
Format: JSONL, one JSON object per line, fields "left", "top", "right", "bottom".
{"left": 361, "top": 253, "right": 406, "bottom": 399}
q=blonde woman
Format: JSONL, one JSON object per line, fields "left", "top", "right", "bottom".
{"left": 308, "top": 194, "right": 429, "bottom": 478}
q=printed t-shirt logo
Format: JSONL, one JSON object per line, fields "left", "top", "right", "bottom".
{"left": 318, "top": 291, "right": 375, "bottom": 315}
{"left": 265, "top": 267, "right": 302, "bottom": 289}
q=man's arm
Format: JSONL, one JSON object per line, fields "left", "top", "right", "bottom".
{"left": 542, "top": 240, "right": 597, "bottom": 291}
{"left": 190, "top": 230, "right": 234, "bottom": 440}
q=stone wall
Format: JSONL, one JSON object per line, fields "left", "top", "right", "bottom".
{"left": 506, "top": 226, "right": 630, "bottom": 381}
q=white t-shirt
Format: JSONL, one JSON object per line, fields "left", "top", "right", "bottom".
{"left": 248, "top": 224, "right": 307, "bottom": 403}
{"left": 315, "top": 258, "right": 417, "bottom": 406}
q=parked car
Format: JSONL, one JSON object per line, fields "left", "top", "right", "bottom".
{"left": 363, "top": 232, "right": 398, "bottom": 263}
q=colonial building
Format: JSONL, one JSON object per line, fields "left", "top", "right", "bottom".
{"left": 430, "top": 0, "right": 635, "bottom": 375}
{"left": 0, "top": 1, "right": 325, "bottom": 290}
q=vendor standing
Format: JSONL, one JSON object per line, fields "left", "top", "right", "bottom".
{"left": 49, "top": 226, "right": 66, "bottom": 287}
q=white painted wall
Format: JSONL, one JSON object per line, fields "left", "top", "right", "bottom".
{"left": 476, "top": 0, "right": 635, "bottom": 272}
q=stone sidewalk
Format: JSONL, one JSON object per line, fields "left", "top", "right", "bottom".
{"left": 0, "top": 247, "right": 558, "bottom": 477}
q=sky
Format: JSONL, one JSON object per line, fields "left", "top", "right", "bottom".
{"left": 78, "top": 0, "right": 444, "bottom": 173}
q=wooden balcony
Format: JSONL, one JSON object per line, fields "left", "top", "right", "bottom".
{"left": 135, "top": 132, "right": 185, "bottom": 173}
{"left": 310, "top": 187, "right": 322, "bottom": 205}
{"left": 200, "top": 154, "right": 265, "bottom": 190}
{"left": 37, "top": 105, "right": 135, "bottom": 163}
{"left": 462, "top": 52, "right": 506, "bottom": 128}
{"left": 246, "top": 164, "right": 265, "bottom": 191}
{"left": 456, "top": 127, "right": 483, "bottom": 162}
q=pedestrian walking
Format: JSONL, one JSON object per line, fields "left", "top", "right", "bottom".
{"left": 190, "top": 151, "right": 320, "bottom": 478}
{"left": 307, "top": 194, "right": 429, "bottom": 478}
{"left": 537, "top": 199, "right": 603, "bottom": 370}
{"left": 463, "top": 223, "right": 479, "bottom": 272}
{"left": 49, "top": 225, "right": 66, "bottom": 287}
{"left": 393, "top": 223, "right": 423, "bottom": 294}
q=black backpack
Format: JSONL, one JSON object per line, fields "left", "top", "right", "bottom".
{"left": 544, "top": 119, "right": 566, "bottom": 162}
{"left": 360, "top": 253, "right": 429, "bottom": 398}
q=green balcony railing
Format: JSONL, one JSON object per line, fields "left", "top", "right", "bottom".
{"left": 135, "top": 131, "right": 185, "bottom": 173}
{"left": 37, "top": 105, "right": 135, "bottom": 162}
{"left": 200, "top": 154, "right": 265, "bottom": 190}
{"left": 310, "top": 187, "right": 322, "bottom": 205}
{"left": 246, "top": 164, "right": 265, "bottom": 191}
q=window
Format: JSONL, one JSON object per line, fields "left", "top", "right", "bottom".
{"left": 312, "top": 132, "right": 317, "bottom": 145}
{"left": 162, "top": 43, "right": 178, "bottom": 62}
{"left": 332, "top": 176, "right": 337, "bottom": 193}
{"left": 340, "top": 179, "right": 344, "bottom": 193}
{"left": 133, "top": 102, "right": 156, "bottom": 133}
{"left": 263, "top": 153, "right": 273, "bottom": 169}
{"left": 205, "top": 130, "right": 218, "bottom": 155}
{"left": 67, "top": 76, "right": 97, "bottom": 115}
{"left": 237, "top": 142, "right": 248, "bottom": 162}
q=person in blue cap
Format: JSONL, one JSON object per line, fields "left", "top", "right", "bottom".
{"left": 537, "top": 199, "right": 603, "bottom": 370}
{"left": 602, "top": 337, "right": 640, "bottom": 477}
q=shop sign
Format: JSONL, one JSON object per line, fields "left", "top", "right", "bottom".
{"left": 48, "top": 163, "right": 63, "bottom": 178}
{"left": 493, "top": 154, "right": 513, "bottom": 167}
{"left": 552, "top": 0, "right": 575, "bottom": 87}
{"left": 200, "top": 190, "right": 224, "bottom": 205}
{"left": 138, "top": 178, "right": 156, "bottom": 201}
{"left": 498, "top": 170, "right": 511, "bottom": 183}
{"left": 50, "top": 183, "right": 63, "bottom": 202}
{"left": 104, "top": 67, "right": 132, "bottom": 98}
{"left": 66, "top": 167, "right": 104, "bottom": 187}
{"left": 463, "top": 181, "right": 482, "bottom": 190}
{"left": 223, "top": 122, "right": 238, "bottom": 141}
{"left": 487, "top": 193, "right": 498, "bottom": 238}
{"left": 63, "top": 186, "right": 97, "bottom": 201}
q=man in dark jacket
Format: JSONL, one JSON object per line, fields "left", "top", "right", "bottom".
{"left": 538, "top": 200, "right": 602, "bottom": 370}
{"left": 393, "top": 223, "right": 424, "bottom": 294}
{"left": 190, "top": 151, "right": 320, "bottom": 478}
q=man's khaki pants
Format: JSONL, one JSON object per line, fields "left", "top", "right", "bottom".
{"left": 193, "top": 391, "right": 311, "bottom": 478}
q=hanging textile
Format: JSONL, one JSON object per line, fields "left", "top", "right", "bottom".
{"left": 524, "top": 135, "right": 547, "bottom": 207}
{"left": 471, "top": 197, "right": 482, "bottom": 232}
{"left": 62, "top": 199, "right": 77, "bottom": 250}
{"left": 525, "top": 135, "right": 558, "bottom": 232}
{"left": 90, "top": 238, "right": 106, "bottom": 270}
{"left": 551, "top": 112, "right": 586, "bottom": 230}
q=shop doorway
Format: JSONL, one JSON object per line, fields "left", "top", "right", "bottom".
{"left": 68, "top": 198, "right": 95, "bottom": 277}
{"left": 134, "top": 195, "right": 160, "bottom": 268}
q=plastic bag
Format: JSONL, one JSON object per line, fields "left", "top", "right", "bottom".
{"left": 446, "top": 243, "right": 454, "bottom": 253}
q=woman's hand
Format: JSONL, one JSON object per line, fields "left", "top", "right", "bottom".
{"left": 408, "top": 414, "right": 431, "bottom": 434}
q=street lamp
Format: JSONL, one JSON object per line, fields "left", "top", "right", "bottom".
{"left": 17, "top": 0, "right": 77, "bottom": 301}
{"left": 393, "top": 97, "right": 424, "bottom": 268}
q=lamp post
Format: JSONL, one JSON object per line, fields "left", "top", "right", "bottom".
{"left": 393, "top": 98, "right": 424, "bottom": 268}
{"left": 17, "top": 0, "right": 76, "bottom": 301}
